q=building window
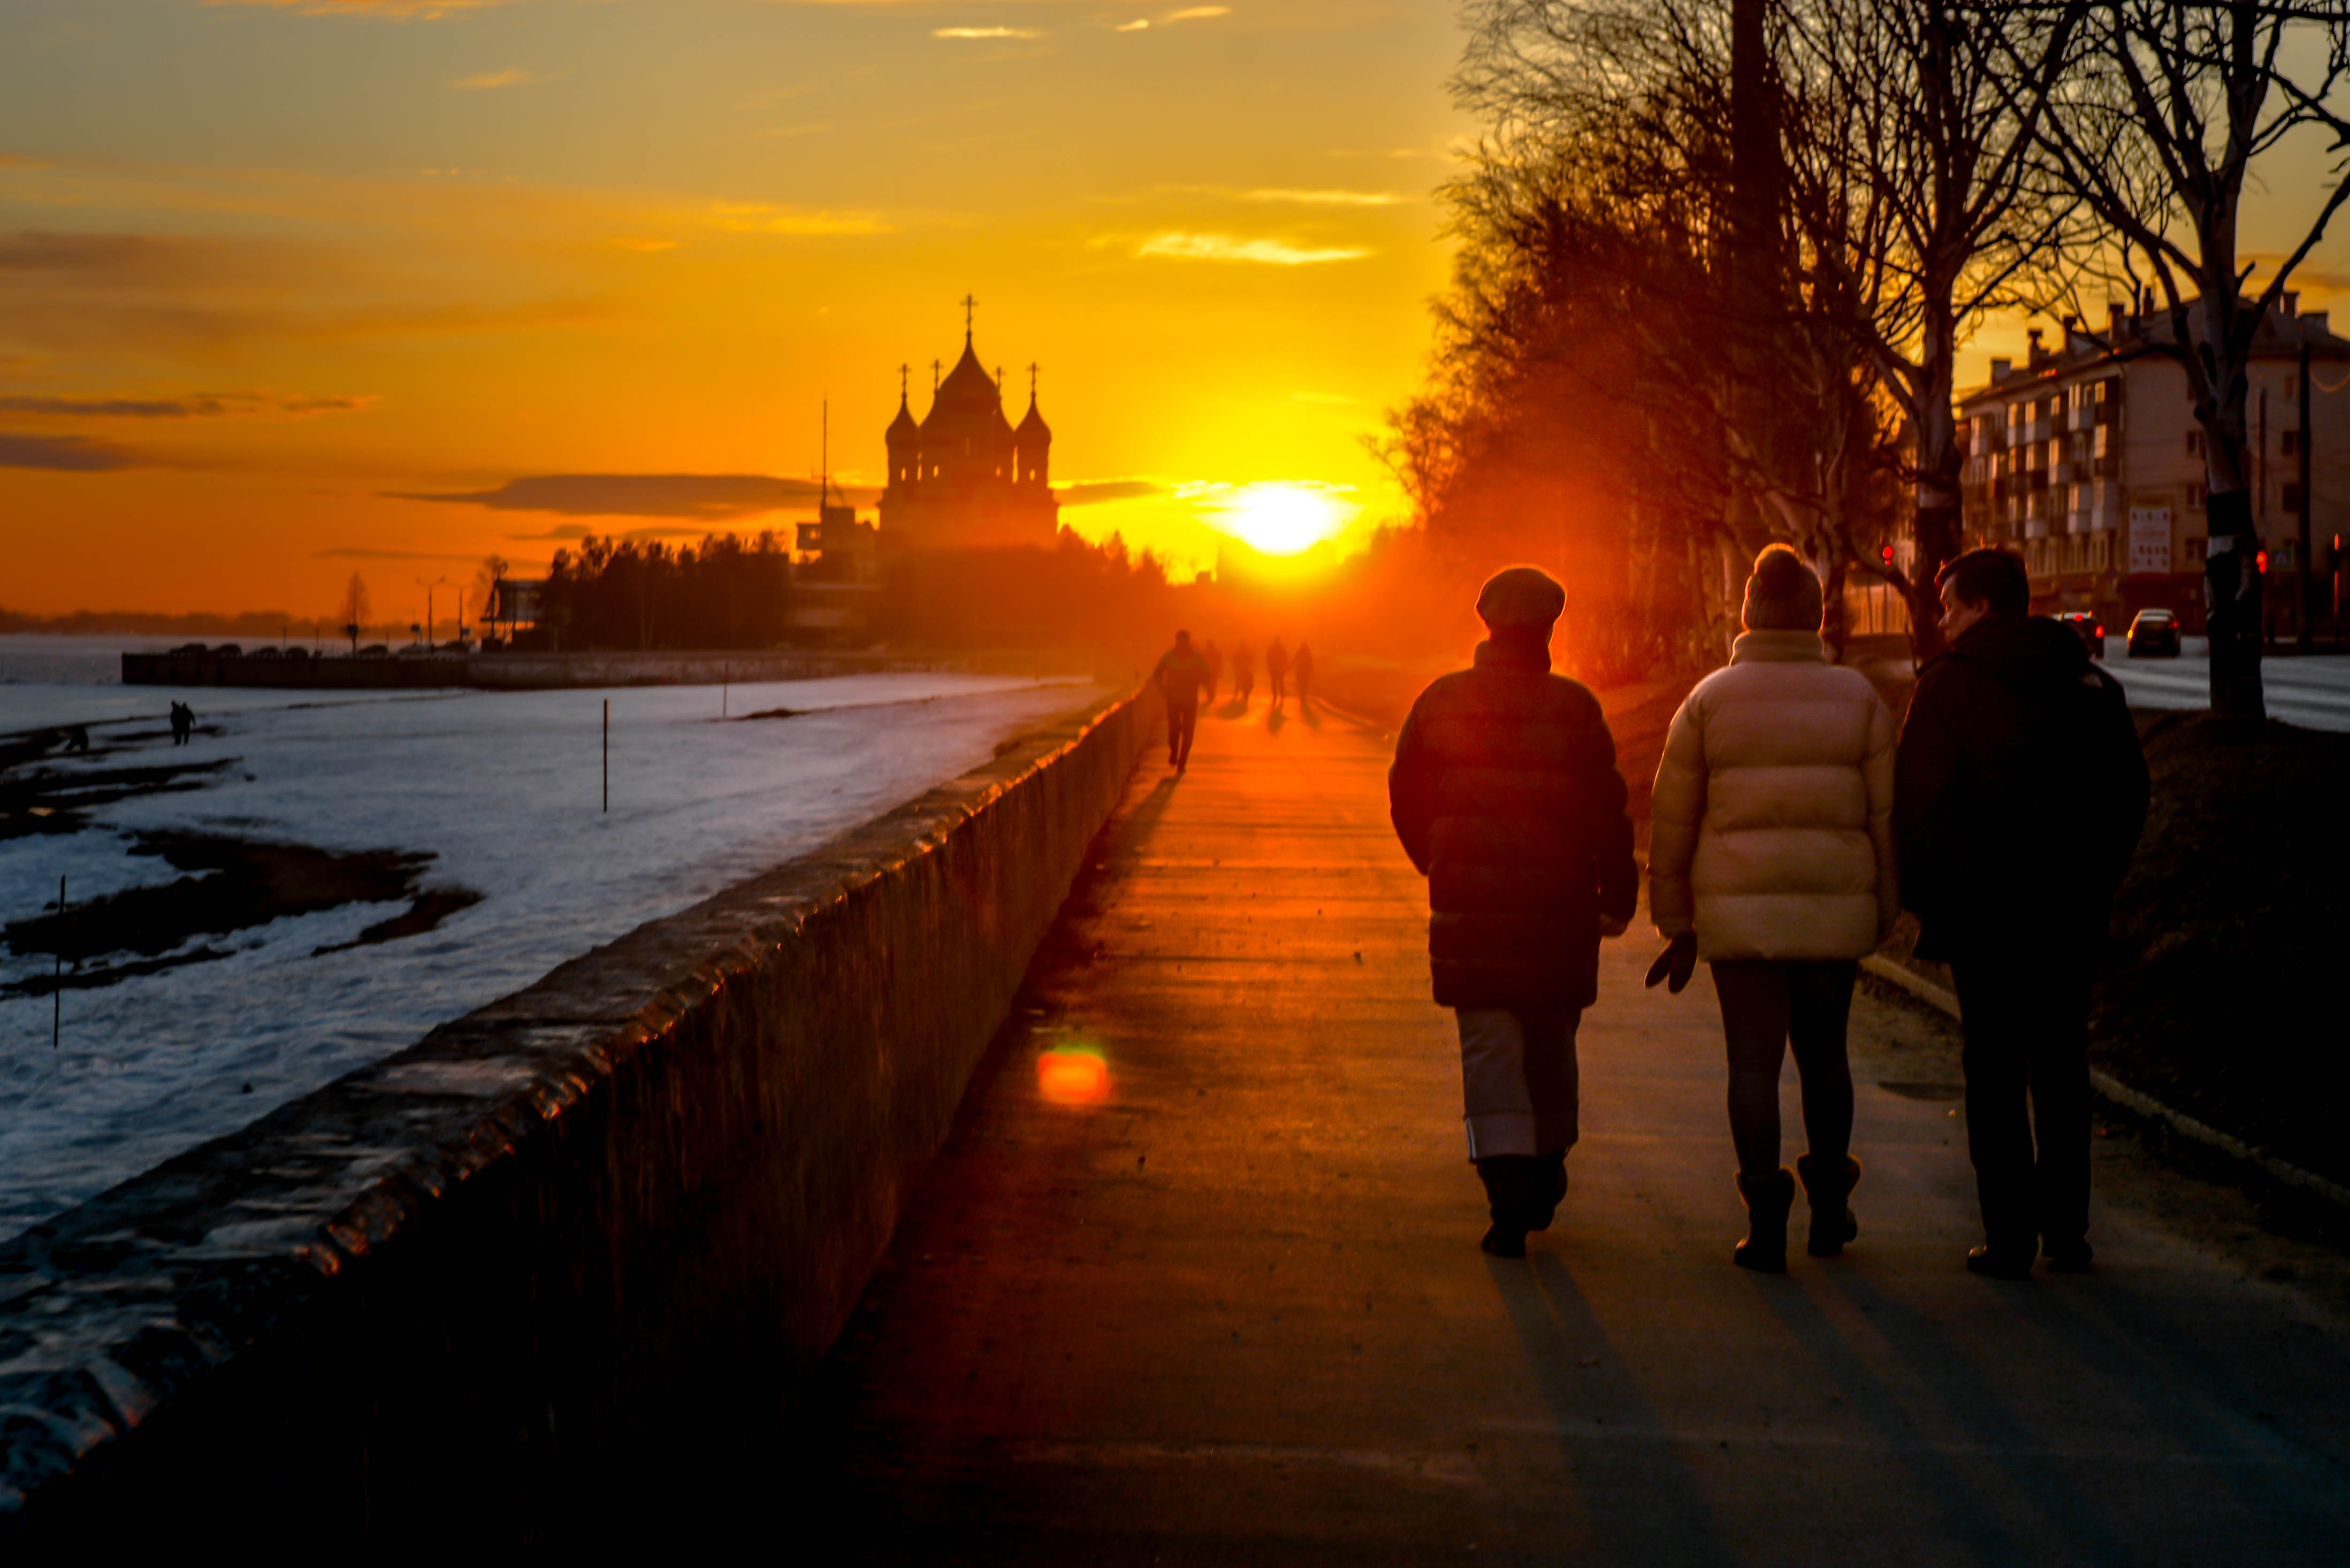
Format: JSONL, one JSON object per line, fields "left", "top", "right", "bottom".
{"left": 2284, "top": 482, "right": 2306, "bottom": 515}
{"left": 2187, "top": 537, "right": 2208, "bottom": 564}
{"left": 2283, "top": 430, "right": 2299, "bottom": 457}
{"left": 2189, "top": 483, "right": 2208, "bottom": 509}
{"left": 2187, "top": 430, "right": 2204, "bottom": 456}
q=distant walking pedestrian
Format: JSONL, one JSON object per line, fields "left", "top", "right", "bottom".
{"left": 1897, "top": 548, "right": 2146, "bottom": 1279}
{"left": 169, "top": 702, "right": 193, "bottom": 745}
{"left": 1292, "top": 643, "right": 1314, "bottom": 709}
{"left": 1231, "top": 642, "right": 1256, "bottom": 705}
{"left": 1153, "top": 629, "right": 1215, "bottom": 774}
{"left": 1389, "top": 566, "right": 1637, "bottom": 1258}
{"left": 1201, "top": 639, "right": 1224, "bottom": 703}
{"left": 1266, "top": 638, "right": 1290, "bottom": 708}
{"left": 1648, "top": 545, "right": 1897, "bottom": 1272}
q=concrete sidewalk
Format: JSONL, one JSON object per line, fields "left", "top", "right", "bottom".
{"left": 793, "top": 694, "right": 2350, "bottom": 1565}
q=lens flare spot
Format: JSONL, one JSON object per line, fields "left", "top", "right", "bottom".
{"left": 1037, "top": 1045, "right": 1112, "bottom": 1106}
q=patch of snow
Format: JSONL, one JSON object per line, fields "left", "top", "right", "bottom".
{"left": 0, "top": 654, "right": 1105, "bottom": 1238}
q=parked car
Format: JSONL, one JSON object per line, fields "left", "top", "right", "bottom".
{"left": 211, "top": 644, "right": 243, "bottom": 658}
{"left": 2127, "top": 608, "right": 2182, "bottom": 657}
{"left": 248, "top": 646, "right": 283, "bottom": 659}
{"left": 167, "top": 643, "right": 207, "bottom": 657}
{"left": 2054, "top": 612, "right": 2105, "bottom": 659}
{"left": 357, "top": 644, "right": 391, "bottom": 659}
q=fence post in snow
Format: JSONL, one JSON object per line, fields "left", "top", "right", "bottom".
{"left": 602, "top": 699, "right": 609, "bottom": 814}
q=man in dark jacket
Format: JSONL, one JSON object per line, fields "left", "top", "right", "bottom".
{"left": 1896, "top": 548, "right": 2148, "bottom": 1280}
{"left": 1389, "top": 566, "right": 1638, "bottom": 1257}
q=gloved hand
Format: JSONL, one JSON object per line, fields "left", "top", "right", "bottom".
{"left": 1644, "top": 932, "right": 1698, "bottom": 994}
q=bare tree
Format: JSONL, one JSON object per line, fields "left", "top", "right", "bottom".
{"left": 338, "top": 572, "right": 369, "bottom": 654}
{"left": 1780, "top": 0, "right": 2089, "bottom": 657}
{"left": 2033, "top": 0, "right": 2350, "bottom": 716}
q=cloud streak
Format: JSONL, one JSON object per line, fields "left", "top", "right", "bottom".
{"left": 450, "top": 67, "right": 542, "bottom": 91}
{"left": 1054, "top": 478, "right": 1164, "bottom": 506}
{"left": 934, "top": 27, "right": 1042, "bottom": 39}
{"left": 393, "top": 473, "right": 883, "bottom": 520}
{"left": 708, "top": 202, "right": 890, "bottom": 236}
{"left": 1138, "top": 232, "right": 1371, "bottom": 265}
{"left": 0, "top": 432, "right": 139, "bottom": 471}
{"left": 0, "top": 391, "right": 369, "bottom": 418}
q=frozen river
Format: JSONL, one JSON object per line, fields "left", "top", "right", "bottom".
{"left": 0, "top": 637, "right": 1104, "bottom": 1240}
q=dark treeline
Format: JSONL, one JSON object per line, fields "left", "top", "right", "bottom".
{"left": 536, "top": 525, "right": 1184, "bottom": 657}
{"left": 539, "top": 532, "right": 796, "bottom": 651}
{"left": 0, "top": 608, "right": 306, "bottom": 638}
{"left": 881, "top": 528, "right": 1181, "bottom": 657}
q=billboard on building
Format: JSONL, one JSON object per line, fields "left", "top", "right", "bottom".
{"left": 2127, "top": 504, "right": 2172, "bottom": 575}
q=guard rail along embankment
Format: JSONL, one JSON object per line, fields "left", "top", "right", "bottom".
{"left": 0, "top": 683, "right": 1160, "bottom": 1543}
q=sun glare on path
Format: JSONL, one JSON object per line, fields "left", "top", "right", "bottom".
{"left": 1037, "top": 1045, "right": 1112, "bottom": 1106}
{"left": 1210, "top": 482, "right": 1357, "bottom": 557}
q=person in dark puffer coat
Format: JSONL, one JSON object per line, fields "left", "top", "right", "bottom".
{"left": 1389, "top": 565, "right": 1638, "bottom": 1257}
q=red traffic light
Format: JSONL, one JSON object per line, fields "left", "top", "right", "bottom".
{"left": 1880, "top": 544, "right": 1895, "bottom": 563}
{"left": 2257, "top": 550, "right": 2269, "bottom": 573}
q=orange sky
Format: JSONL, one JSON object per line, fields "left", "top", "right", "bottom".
{"left": 5, "top": 3, "right": 2346, "bottom": 622}
{"left": 0, "top": 0, "right": 1472, "bottom": 619}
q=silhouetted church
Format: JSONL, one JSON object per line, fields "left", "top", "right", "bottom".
{"left": 879, "top": 301, "right": 1058, "bottom": 553}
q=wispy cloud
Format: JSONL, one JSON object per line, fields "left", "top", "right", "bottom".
{"left": 392, "top": 473, "right": 881, "bottom": 520}
{"left": 708, "top": 202, "right": 890, "bottom": 236}
{"left": 450, "top": 67, "right": 541, "bottom": 91}
{"left": 0, "top": 391, "right": 369, "bottom": 418}
{"left": 0, "top": 431, "right": 139, "bottom": 471}
{"left": 212, "top": 0, "right": 512, "bottom": 15}
{"left": 313, "top": 546, "right": 484, "bottom": 561}
{"left": 1166, "top": 6, "right": 1230, "bottom": 18}
{"left": 1115, "top": 18, "right": 1150, "bottom": 30}
{"left": 934, "top": 26, "right": 1042, "bottom": 39}
{"left": 1054, "top": 478, "right": 1164, "bottom": 506}
{"left": 1138, "top": 232, "right": 1370, "bottom": 265}
{"left": 1244, "top": 188, "right": 1401, "bottom": 206}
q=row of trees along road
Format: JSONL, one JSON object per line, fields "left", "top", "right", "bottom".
{"left": 1392, "top": 0, "right": 2350, "bottom": 715}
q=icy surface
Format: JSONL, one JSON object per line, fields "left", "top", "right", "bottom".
{"left": 0, "top": 643, "right": 1104, "bottom": 1238}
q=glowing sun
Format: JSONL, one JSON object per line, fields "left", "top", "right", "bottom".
{"left": 1214, "top": 483, "right": 1356, "bottom": 556}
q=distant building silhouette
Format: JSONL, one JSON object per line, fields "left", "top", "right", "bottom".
{"left": 880, "top": 300, "right": 1058, "bottom": 553}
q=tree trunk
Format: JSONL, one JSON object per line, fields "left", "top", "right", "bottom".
{"left": 2196, "top": 305, "right": 2266, "bottom": 718}
{"left": 1908, "top": 318, "right": 1964, "bottom": 662}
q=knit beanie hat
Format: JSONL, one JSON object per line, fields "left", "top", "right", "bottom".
{"left": 1742, "top": 545, "right": 1825, "bottom": 632}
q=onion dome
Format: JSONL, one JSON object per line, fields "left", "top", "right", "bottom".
{"left": 1015, "top": 391, "right": 1051, "bottom": 446}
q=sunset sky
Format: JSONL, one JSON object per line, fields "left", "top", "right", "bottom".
{"left": 5, "top": 2, "right": 2347, "bottom": 623}
{"left": 0, "top": 0, "right": 1471, "bottom": 620}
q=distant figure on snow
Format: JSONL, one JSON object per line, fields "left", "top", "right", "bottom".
{"left": 169, "top": 702, "right": 194, "bottom": 746}
{"left": 1266, "top": 638, "right": 1290, "bottom": 707}
{"left": 63, "top": 725, "right": 89, "bottom": 753}
{"left": 1230, "top": 642, "right": 1256, "bottom": 706}
{"left": 1388, "top": 566, "right": 1637, "bottom": 1258}
{"left": 1201, "top": 639, "right": 1224, "bottom": 703}
{"left": 1152, "top": 630, "right": 1215, "bottom": 774}
{"left": 1647, "top": 544, "right": 1896, "bottom": 1273}
{"left": 1292, "top": 643, "right": 1315, "bottom": 709}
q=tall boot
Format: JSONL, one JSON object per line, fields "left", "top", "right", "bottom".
{"left": 1473, "top": 1157, "right": 1529, "bottom": 1258}
{"left": 1733, "top": 1167, "right": 1796, "bottom": 1273}
{"left": 1796, "top": 1153, "right": 1861, "bottom": 1258}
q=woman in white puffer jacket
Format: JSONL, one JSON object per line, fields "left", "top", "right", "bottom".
{"left": 1649, "top": 544, "right": 1898, "bottom": 1273}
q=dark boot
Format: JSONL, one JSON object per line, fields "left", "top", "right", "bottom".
{"left": 1734, "top": 1167, "right": 1796, "bottom": 1273}
{"left": 1474, "top": 1157, "right": 1535, "bottom": 1257}
{"left": 1796, "top": 1153, "right": 1861, "bottom": 1258}
{"left": 1524, "top": 1152, "right": 1569, "bottom": 1233}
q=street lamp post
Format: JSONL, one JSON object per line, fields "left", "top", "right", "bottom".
{"left": 416, "top": 575, "right": 447, "bottom": 649}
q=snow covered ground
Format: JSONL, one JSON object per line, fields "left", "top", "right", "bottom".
{"left": 0, "top": 637, "right": 1104, "bottom": 1239}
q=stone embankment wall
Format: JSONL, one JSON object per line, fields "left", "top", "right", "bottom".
{"left": 0, "top": 686, "right": 1157, "bottom": 1542}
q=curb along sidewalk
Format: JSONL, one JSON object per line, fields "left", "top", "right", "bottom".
{"left": 1859, "top": 953, "right": 2350, "bottom": 1213}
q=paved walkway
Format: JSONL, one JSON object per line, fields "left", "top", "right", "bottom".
{"left": 799, "top": 694, "right": 2350, "bottom": 1565}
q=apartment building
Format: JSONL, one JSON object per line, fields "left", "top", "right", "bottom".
{"left": 1956, "top": 295, "right": 2350, "bottom": 630}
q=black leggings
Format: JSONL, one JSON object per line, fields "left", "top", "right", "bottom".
{"left": 1710, "top": 960, "right": 1857, "bottom": 1176}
